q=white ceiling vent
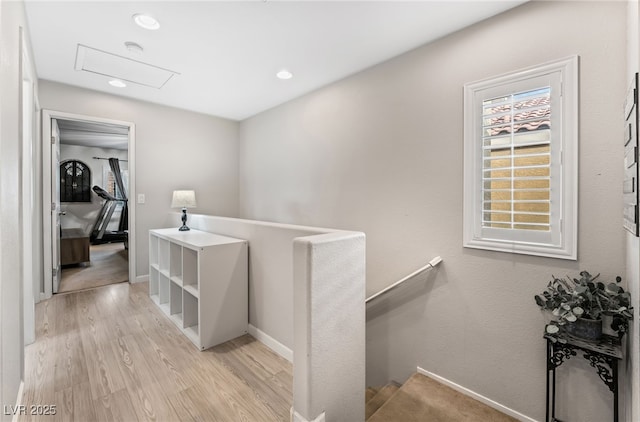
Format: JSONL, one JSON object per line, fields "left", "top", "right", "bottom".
{"left": 74, "top": 44, "right": 179, "bottom": 89}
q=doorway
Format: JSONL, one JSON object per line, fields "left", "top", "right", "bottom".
{"left": 42, "top": 110, "right": 136, "bottom": 298}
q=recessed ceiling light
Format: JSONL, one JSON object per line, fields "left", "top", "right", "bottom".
{"left": 125, "top": 41, "right": 144, "bottom": 54}
{"left": 133, "top": 13, "right": 160, "bottom": 30}
{"left": 109, "top": 79, "right": 127, "bottom": 88}
{"left": 276, "top": 69, "right": 293, "bottom": 80}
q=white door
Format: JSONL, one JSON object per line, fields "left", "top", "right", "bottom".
{"left": 51, "top": 119, "right": 61, "bottom": 293}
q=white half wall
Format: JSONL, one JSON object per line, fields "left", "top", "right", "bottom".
{"left": 293, "top": 232, "right": 366, "bottom": 422}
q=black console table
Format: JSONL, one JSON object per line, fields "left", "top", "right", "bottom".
{"left": 545, "top": 333, "right": 623, "bottom": 422}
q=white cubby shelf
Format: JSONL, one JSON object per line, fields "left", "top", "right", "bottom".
{"left": 148, "top": 228, "right": 248, "bottom": 350}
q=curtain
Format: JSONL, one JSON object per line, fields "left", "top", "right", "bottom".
{"left": 108, "top": 158, "right": 128, "bottom": 232}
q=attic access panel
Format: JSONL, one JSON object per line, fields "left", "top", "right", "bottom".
{"left": 74, "top": 44, "right": 179, "bottom": 89}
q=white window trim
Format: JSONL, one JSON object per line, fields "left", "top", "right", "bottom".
{"left": 463, "top": 56, "right": 578, "bottom": 260}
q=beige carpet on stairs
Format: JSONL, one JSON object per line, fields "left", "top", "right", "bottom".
{"left": 366, "top": 382, "right": 401, "bottom": 419}
{"left": 366, "top": 373, "right": 518, "bottom": 422}
{"left": 366, "top": 387, "right": 379, "bottom": 403}
{"left": 59, "top": 242, "right": 128, "bottom": 293}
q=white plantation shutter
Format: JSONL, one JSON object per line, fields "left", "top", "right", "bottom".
{"left": 463, "top": 57, "right": 578, "bottom": 260}
{"left": 482, "top": 87, "right": 551, "bottom": 231}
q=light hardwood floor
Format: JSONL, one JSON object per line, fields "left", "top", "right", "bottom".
{"left": 20, "top": 282, "right": 292, "bottom": 421}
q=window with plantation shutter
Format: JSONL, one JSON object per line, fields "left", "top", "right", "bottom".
{"left": 463, "top": 57, "right": 578, "bottom": 260}
{"left": 483, "top": 87, "right": 551, "bottom": 231}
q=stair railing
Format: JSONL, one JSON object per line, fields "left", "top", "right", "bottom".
{"left": 365, "top": 256, "right": 442, "bottom": 303}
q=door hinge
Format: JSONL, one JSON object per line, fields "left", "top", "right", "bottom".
{"left": 51, "top": 136, "right": 55, "bottom": 144}
{"left": 51, "top": 202, "right": 56, "bottom": 211}
{"left": 52, "top": 268, "right": 57, "bottom": 277}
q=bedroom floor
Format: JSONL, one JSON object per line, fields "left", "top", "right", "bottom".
{"left": 59, "top": 242, "right": 128, "bottom": 293}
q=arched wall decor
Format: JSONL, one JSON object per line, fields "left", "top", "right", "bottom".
{"left": 60, "top": 159, "right": 91, "bottom": 202}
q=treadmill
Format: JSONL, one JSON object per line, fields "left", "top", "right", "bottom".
{"left": 90, "top": 158, "right": 128, "bottom": 248}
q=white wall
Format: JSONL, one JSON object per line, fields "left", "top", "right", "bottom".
{"left": 59, "top": 144, "right": 128, "bottom": 235}
{"left": 37, "top": 81, "right": 240, "bottom": 277}
{"left": 0, "top": 0, "right": 38, "bottom": 419}
{"left": 239, "top": 2, "right": 627, "bottom": 421}
{"left": 626, "top": 1, "right": 639, "bottom": 421}
{"left": 173, "top": 213, "right": 335, "bottom": 350}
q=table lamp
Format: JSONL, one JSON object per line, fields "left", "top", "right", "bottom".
{"left": 171, "top": 190, "right": 197, "bottom": 231}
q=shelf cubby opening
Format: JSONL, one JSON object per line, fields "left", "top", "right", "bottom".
{"left": 170, "top": 281, "right": 183, "bottom": 324}
{"left": 149, "top": 235, "right": 158, "bottom": 267}
{"left": 183, "top": 247, "right": 198, "bottom": 293}
{"left": 184, "top": 325, "right": 200, "bottom": 348}
{"left": 159, "top": 272, "right": 170, "bottom": 306}
{"left": 158, "top": 238, "right": 170, "bottom": 273}
{"left": 183, "top": 290, "right": 198, "bottom": 330}
{"left": 149, "top": 266, "right": 159, "bottom": 297}
{"left": 170, "top": 243, "right": 182, "bottom": 281}
{"left": 183, "top": 284, "right": 199, "bottom": 299}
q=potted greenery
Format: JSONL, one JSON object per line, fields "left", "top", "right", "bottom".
{"left": 534, "top": 271, "right": 633, "bottom": 342}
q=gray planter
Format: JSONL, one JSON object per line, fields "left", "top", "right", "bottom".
{"left": 565, "top": 317, "right": 602, "bottom": 341}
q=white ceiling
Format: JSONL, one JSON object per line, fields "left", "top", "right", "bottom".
{"left": 56, "top": 119, "right": 129, "bottom": 150}
{"left": 25, "top": 1, "right": 527, "bottom": 122}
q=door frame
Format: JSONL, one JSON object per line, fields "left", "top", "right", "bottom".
{"left": 42, "top": 109, "right": 136, "bottom": 299}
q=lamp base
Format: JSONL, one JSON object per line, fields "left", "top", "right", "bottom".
{"left": 179, "top": 208, "right": 190, "bottom": 231}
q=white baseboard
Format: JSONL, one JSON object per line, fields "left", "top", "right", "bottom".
{"left": 416, "top": 366, "right": 538, "bottom": 422}
{"left": 134, "top": 275, "right": 149, "bottom": 283}
{"left": 11, "top": 381, "right": 24, "bottom": 422}
{"left": 248, "top": 324, "right": 293, "bottom": 362}
{"left": 290, "top": 407, "right": 325, "bottom": 422}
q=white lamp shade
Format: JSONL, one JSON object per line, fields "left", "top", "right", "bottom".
{"left": 171, "top": 190, "right": 197, "bottom": 208}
